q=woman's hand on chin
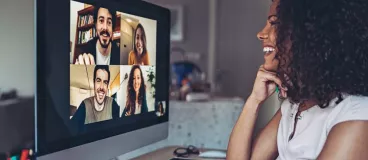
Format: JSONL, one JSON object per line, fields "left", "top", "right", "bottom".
{"left": 249, "top": 65, "right": 287, "bottom": 105}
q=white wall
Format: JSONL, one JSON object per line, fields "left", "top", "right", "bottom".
{"left": 120, "top": 18, "right": 134, "bottom": 64}
{"left": 118, "top": 66, "right": 156, "bottom": 115}
{"left": 120, "top": 13, "right": 157, "bottom": 65}
{"left": 70, "top": 1, "right": 85, "bottom": 63}
{"left": 70, "top": 86, "right": 92, "bottom": 108}
{"left": 0, "top": 0, "right": 35, "bottom": 96}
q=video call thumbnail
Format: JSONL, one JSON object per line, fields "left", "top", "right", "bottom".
{"left": 70, "top": 0, "right": 157, "bottom": 66}
{"left": 117, "top": 11, "right": 157, "bottom": 66}
{"left": 155, "top": 101, "right": 166, "bottom": 117}
{"left": 118, "top": 65, "right": 156, "bottom": 116}
{"left": 70, "top": 65, "right": 121, "bottom": 124}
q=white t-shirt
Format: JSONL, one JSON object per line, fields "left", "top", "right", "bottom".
{"left": 96, "top": 45, "right": 111, "bottom": 65}
{"left": 276, "top": 95, "right": 368, "bottom": 160}
{"left": 134, "top": 103, "right": 141, "bottom": 115}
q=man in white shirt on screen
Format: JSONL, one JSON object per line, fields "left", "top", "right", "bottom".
{"left": 75, "top": 5, "right": 120, "bottom": 65}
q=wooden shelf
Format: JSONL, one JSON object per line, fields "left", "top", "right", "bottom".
{"left": 78, "top": 6, "right": 94, "bottom": 15}
{"left": 77, "top": 23, "right": 94, "bottom": 30}
{"left": 76, "top": 43, "right": 88, "bottom": 47}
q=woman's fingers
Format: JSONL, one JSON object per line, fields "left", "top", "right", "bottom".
{"left": 259, "top": 66, "right": 277, "bottom": 75}
{"left": 261, "top": 73, "right": 282, "bottom": 88}
{"left": 259, "top": 67, "right": 288, "bottom": 91}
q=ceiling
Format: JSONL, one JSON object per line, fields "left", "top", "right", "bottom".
{"left": 70, "top": 65, "right": 120, "bottom": 90}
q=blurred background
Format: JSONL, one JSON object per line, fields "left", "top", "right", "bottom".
{"left": 0, "top": 0, "right": 281, "bottom": 159}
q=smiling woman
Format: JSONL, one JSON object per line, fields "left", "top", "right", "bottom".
{"left": 122, "top": 65, "right": 148, "bottom": 116}
{"left": 128, "top": 23, "right": 150, "bottom": 65}
{"left": 227, "top": 0, "right": 368, "bottom": 159}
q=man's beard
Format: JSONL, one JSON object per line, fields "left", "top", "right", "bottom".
{"left": 98, "top": 30, "right": 112, "bottom": 48}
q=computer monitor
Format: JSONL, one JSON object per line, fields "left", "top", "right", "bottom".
{"left": 36, "top": 0, "right": 170, "bottom": 159}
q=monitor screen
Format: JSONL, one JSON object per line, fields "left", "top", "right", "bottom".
{"left": 36, "top": 0, "right": 170, "bottom": 157}
{"left": 69, "top": 0, "right": 160, "bottom": 125}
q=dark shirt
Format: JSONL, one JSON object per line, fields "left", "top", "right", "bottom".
{"left": 81, "top": 37, "right": 120, "bottom": 65}
{"left": 121, "top": 96, "right": 148, "bottom": 117}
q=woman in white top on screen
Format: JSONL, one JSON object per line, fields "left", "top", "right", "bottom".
{"left": 227, "top": 0, "right": 368, "bottom": 159}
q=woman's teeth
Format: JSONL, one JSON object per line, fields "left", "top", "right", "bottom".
{"left": 263, "top": 47, "right": 275, "bottom": 54}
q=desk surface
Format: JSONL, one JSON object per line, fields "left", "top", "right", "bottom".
{"left": 132, "top": 146, "right": 226, "bottom": 160}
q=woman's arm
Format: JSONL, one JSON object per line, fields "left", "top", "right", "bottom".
{"left": 227, "top": 97, "right": 281, "bottom": 160}
{"left": 144, "top": 53, "right": 150, "bottom": 65}
{"left": 250, "top": 108, "right": 281, "bottom": 160}
{"left": 227, "top": 66, "right": 286, "bottom": 160}
{"left": 317, "top": 121, "right": 368, "bottom": 160}
{"left": 128, "top": 51, "right": 134, "bottom": 65}
{"left": 227, "top": 97, "right": 260, "bottom": 159}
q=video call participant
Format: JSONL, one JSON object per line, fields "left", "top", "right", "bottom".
{"left": 128, "top": 24, "right": 150, "bottom": 65}
{"left": 155, "top": 101, "right": 164, "bottom": 117}
{"left": 122, "top": 65, "right": 148, "bottom": 116}
{"left": 71, "top": 65, "right": 120, "bottom": 126}
{"left": 75, "top": 5, "right": 120, "bottom": 65}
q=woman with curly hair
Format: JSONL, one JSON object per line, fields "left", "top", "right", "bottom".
{"left": 227, "top": 0, "right": 368, "bottom": 159}
{"left": 122, "top": 65, "right": 148, "bottom": 116}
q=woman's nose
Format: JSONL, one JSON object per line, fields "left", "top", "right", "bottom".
{"left": 257, "top": 27, "right": 269, "bottom": 41}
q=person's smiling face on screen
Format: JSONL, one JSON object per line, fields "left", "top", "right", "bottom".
{"left": 133, "top": 68, "right": 142, "bottom": 94}
{"left": 135, "top": 28, "right": 144, "bottom": 55}
{"left": 94, "top": 69, "right": 109, "bottom": 105}
{"left": 96, "top": 8, "right": 113, "bottom": 49}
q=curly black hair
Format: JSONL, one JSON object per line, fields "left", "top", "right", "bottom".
{"left": 93, "top": 3, "right": 117, "bottom": 30}
{"left": 125, "top": 65, "right": 146, "bottom": 114}
{"left": 274, "top": 0, "right": 368, "bottom": 108}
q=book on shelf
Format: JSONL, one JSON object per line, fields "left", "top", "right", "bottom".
{"left": 78, "top": 28, "right": 96, "bottom": 45}
{"left": 78, "top": 14, "right": 94, "bottom": 28}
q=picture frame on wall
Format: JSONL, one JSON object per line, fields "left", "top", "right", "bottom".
{"left": 165, "top": 5, "right": 184, "bottom": 42}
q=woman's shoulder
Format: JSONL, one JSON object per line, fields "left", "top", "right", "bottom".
{"left": 143, "top": 52, "right": 149, "bottom": 58}
{"left": 327, "top": 95, "right": 368, "bottom": 131}
{"left": 128, "top": 50, "right": 135, "bottom": 56}
{"left": 333, "top": 95, "right": 368, "bottom": 112}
